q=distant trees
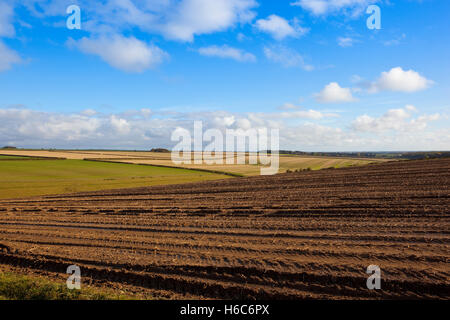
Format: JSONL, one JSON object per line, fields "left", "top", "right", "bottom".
{"left": 278, "top": 150, "right": 450, "bottom": 160}
{"left": 2, "top": 146, "right": 17, "bottom": 149}
{"left": 150, "top": 148, "right": 170, "bottom": 153}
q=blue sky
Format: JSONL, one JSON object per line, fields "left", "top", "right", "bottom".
{"left": 0, "top": 0, "right": 449, "bottom": 151}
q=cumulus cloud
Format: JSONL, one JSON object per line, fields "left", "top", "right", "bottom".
{"left": 369, "top": 67, "right": 433, "bottom": 93}
{"left": 110, "top": 115, "right": 131, "bottom": 135}
{"left": 0, "top": 107, "right": 159, "bottom": 148}
{"left": 68, "top": 35, "right": 168, "bottom": 72}
{"left": 0, "top": 106, "right": 447, "bottom": 151}
{"left": 214, "top": 115, "right": 236, "bottom": 127}
{"left": 198, "top": 45, "right": 256, "bottom": 62}
{"left": 20, "top": 0, "right": 258, "bottom": 42}
{"left": 279, "top": 110, "right": 332, "bottom": 120}
{"left": 315, "top": 82, "right": 357, "bottom": 103}
{"left": 352, "top": 105, "right": 440, "bottom": 133}
{"left": 291, "top": 0, "right": 379, "bottom": 16}
{"left": 0, "top": 41, "right": 21, "bottom": 71}
{"left": 0, "top": 106, "right": 335, "bottom": 149}
{"left": 264, "top": 45, "right": 313, "bottom": 70}
{"left": 255, "top": 15, "right": 308, "bottom": 40}
{"left": 1, "top": 109, "right": 102, "bottom": 142}
{"left": 159, "top": 0, "right": 258, "bottom": 41}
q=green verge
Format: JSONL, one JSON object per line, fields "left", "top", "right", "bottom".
{"left": 0, "top": 272, "right": 134, "bottom": 300}
{"left": 0, "top": 159, "right": 231, "bottom": 199}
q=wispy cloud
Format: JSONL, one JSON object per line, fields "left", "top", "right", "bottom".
{"left": 0, "top": 2, "right": 15, "bottom": 37}
{"left": 0, "top": 41, "right": 22, "bottom": 72}
{"left": 337, "top": 37, "right": 356, "bottom": 47}
{"left": 19, "top": 0, "right": 258, "bottom": 42}
{"left": 383, "top": 34, "right": 406, "bottom": 46}
{"left": 291, "top": 0, "right": 379, "bottom": 17}
{"left": 198, "top": 45, "right": 256, "bottom": 62}
{"left": 264, "top": 45, "right": 313, "bottom": 70}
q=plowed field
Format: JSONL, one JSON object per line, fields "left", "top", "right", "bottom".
{"left": 0, "top": 159, "right": 449, "bottom": 299}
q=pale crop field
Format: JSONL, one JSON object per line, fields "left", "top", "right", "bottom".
{"left": 0, "top": 149, "right": 386, "bottom": 176}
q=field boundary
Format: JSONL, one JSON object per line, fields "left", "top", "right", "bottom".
{"left": 0, "top": 154, "right": 66, "bottom": 161}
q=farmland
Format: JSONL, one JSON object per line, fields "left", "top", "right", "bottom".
{"left": 0, "top": 149, "right": 386, "bottom": 176}
{"left": 0, "top": 159, "right": 229, "bottom": 199}
{"left": 0, "top": 158, "right": 448, "bottom": 299}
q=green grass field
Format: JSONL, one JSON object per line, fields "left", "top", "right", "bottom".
{"left": 0, "top": 159, "right": 230, "bottom": 199}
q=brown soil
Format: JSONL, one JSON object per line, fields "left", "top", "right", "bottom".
{"left": 0, "top": 158, "right": 449, "bottom": 299}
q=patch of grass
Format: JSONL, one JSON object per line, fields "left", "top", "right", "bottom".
{"left": 0, "top": 159, "right": 230, "bottom": 199}
{"left": 0, "top": 272, "right": 132, "bottom": 300}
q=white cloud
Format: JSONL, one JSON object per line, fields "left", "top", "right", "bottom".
{"left": 141, "top": 108, "right": 152, "bottom": 118}
{"left": 81, "top": 109, "right": 97, "bottom": 116}
{"left": 21, "top": 0, "right": 258, "bottom": 42}
{"left": 0, "top": 2, "right": 15, "bottom": 37}
{"left": 405, "top": 104, "right": 417, "bottom": 113}
{"left": 198, "top": 45, "right": 256, "bottom": 62}
{"left": 0, "top": 106, "right": 336, "bottom": 148}
{"left": 110, "top": 115, "right": 131, "bottom": 135}
{"left": 278, "top": 103, "right": 301, "bottom": 111}
{"left": 237, "top": 32, "right": 247, "bottom": 42}
{"left": 236, "top": 118, "right": 252, "bottom": 130}
{"left": 352, "top": 105, "right": 440, "bottom": 133}
{"left": 383, "top": 34, "right": 406, "bottom": 47}
{"left": 21, "top": 0, "right": 70, "bottom": 18}
{"left": 369, "top": 67, "right": 433, "bottom": 93}
{"left": 214, "top": 115, "right": 236, "bottom": 127}
{"left": 11, "top": 111, "right": 101, "bottom": 141}
{"left": 280, "top": 110, "right": 330, "bottom": 120}
{"left": 68, "top": 35, "right": 168, "bottom": 73}
{"left": 315, "top": 82, "right": 357, "bottom": 103}
{"left": 337, "top": 37, "right": 355, "bottom": 47}
{"left": 0, "top": 41, "right": 21, "bottom": 72}
{"left": 0, "top": 106, "right": 447, "bottom": 151}
{"left": 291, "top": 0, "right": 378, "bottom": 16}
{"left": 161, "top": 0, "right": 258, "bottom": 41}
{"left": 264, "top": 45, "right": 313, "bottom": 70}
{"left": 255, "top": 15, "right": 308, "bottom": 40}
